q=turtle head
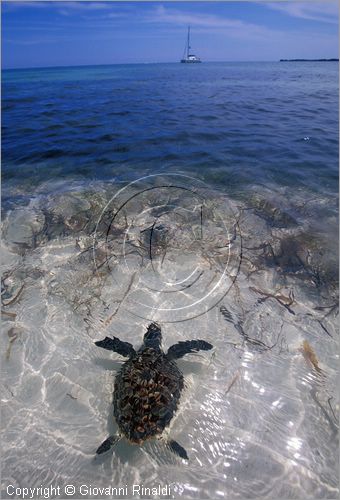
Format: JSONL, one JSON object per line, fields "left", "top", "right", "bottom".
{"left": 143, "top": 322, "right": 162, "bottom": 349}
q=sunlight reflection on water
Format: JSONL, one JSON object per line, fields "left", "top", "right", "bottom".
{"left": 1, "top": 175, "right": 338, "bottom": 499}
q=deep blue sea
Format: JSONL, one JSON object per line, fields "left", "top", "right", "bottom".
{"left": 2, "top": 61, "right": 339, "bottom": 199}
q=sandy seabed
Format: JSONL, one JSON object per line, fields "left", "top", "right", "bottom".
{"left": 1, "top": 175, "right": 338, "bottom": 499}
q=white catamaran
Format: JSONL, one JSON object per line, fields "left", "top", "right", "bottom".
{"left": 180, "top": 26, "right": 201, "bottom": 63}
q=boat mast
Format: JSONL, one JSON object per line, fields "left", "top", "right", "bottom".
{"left": 187, "top": 25, "right": 190, "bottom": 59}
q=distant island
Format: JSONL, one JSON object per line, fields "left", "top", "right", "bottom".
{"left": 280, "top": 58, "right": 338, "bottom": 62}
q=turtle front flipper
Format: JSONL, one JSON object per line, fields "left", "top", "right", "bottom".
{"left": 94, "top": 337, "right": 135, "bottom": 357}
{"left": 168, "top": 439, "right": 188, "bottom": 460}
{"left": 167, "top": 340, "right": 213, "bottom": 360}
{"left": 96, "top": 435, "right": 120, "bottom": 455}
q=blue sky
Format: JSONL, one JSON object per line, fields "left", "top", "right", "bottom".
{"left": 2, "top": 1, "right": 338, "bottom": 68}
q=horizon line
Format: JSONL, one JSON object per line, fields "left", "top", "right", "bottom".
{"left": 3, "top": 58, "right": 338, "bottom": 71}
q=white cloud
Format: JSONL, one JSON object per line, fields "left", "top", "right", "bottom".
{"left": 145, "top": 5, "right": 277, "bottom": 40}
{"left": 3, "top": 1, "right": 110, "bottom": 11}
{"left": 56, "top": 2, "right": 110, "bottom": 10}
{"left": 266, "top": 1, "right": 338, "bottom": 25}
{"left": 2, "top": 1, "right": 49, "bottom": 9}
{"left": 143, "top": 4, "right": 337, "bottom": 60}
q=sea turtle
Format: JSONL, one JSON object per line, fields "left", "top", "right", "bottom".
{"left": 95, "top": 322, "right": 213, "bottom": 460}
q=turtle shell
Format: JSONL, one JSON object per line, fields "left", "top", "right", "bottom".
{"left": 113, "top": 347, "right": 184, "bottom": 443}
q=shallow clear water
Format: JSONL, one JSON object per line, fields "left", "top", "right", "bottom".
{"left": 1, "top": 62, "right": 339, "bottom": 499}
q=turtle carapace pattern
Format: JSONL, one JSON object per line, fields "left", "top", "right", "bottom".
{"left": 95, "top": 322, "right": 213, "bottom": 460}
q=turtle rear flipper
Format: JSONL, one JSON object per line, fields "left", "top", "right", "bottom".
{"left": 96, "top": 435, "right": 120, "bottom": 455}
{"left": 168, "top": 439, "right": 188, "bottom": 460}
{"left": 167, "top": 340, "right": 213, "bottom": 360}
{"left": 95, "top": 337, "right": 135, "bottom": 357}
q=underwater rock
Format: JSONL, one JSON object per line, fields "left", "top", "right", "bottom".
{"left": 1, "top": 266, "right": 44, "bottom": 308}
{"left": 252, "top": 227, "right": 339, "bottom": 297}
{"left": 4, "top": 209, "right": 45, "bottom": 251}
{"left": 251, "top": 196, "right": 298, "bottom": 228}
{"left": 266, "top": 237, "right": 307, "bottom": 274}
{"left": 75, "top": 235, "right": 93, "bottom": 252}
{"left": 1, "top": 272, "right": 25, "bottom": 307}
{"left": 45, "top": 193, "right": 92, "bottom": 218}
{"left": 140, "top": 224, "right": 169, "bottom": 258}
{"left": 5, "top": 325, "right": 25, "bottom": 360}
{"left": 64, "top": 214, "right": 88, "bottom": 232}
{"left": 41, "top": 192, "right": 95, "bottom": 239}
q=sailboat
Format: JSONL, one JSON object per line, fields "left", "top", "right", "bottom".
{"left": 180, "top": 26, "right": 201, "bottom": 63}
